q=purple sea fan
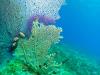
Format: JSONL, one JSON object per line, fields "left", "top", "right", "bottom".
{"left": 18, "top": 0, "right": 66, "bottom": 38}
{"left": 28, "top": 15, "right": 55, "bottom": 25}
{"left": 22, "top": 15, "right": 56, "bottom": 38}
{"left": 0, "top": 0, "right": 66, "bottom": 68}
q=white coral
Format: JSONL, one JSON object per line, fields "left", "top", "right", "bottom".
{"left": 16, "top": 0, "right": 66, "bottom": 20}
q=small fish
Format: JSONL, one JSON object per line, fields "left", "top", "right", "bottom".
{"left": 0, "top": 0, "right": 22, "bottom": 68}
{"left": 0, "top": 0, "right": 65, "bottom": 68}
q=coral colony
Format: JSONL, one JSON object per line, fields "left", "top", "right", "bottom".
{"left": 0, "top": 0, "right": 100, "bottom": 75}
{"left": 0, "top": 0, "right": 64, "bottom": 67}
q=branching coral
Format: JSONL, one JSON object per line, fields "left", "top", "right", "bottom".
{"left": 14, "top": 19, "right": 63, "bottom": 75}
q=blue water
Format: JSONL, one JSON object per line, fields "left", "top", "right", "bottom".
{"left": 57, "top": 0, "right": 100, "bottom": 61}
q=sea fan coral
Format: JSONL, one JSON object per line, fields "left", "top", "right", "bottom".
{"left": 16, "top": 0, "right": 65, "bottom": 20}
{"left": 1, "top": 44, "right": 100, "bottom": 75}
{"left": 17, "top": 0, "right": 65, "bottom": 37}
{"left": 0, "top": 0, "right": 65, "bottom": 69}
{"left": 14, "top": 19, "right": 63, "bottom": 75}
{"left": 0, "top": 0, "right": 23, "bottom": 37}
{"left": 0, "top": 0, "right": 23, "bottom": 68}
{"left": 23, "top": 15, "right": 56, "bottom": 38}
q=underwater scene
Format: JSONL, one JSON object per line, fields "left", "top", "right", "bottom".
{"left": 0, "top": 0, "right": 100, "bottom": 75}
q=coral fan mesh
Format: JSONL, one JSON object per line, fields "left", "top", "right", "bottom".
{"left": 0, "top": 0, "right": 65, "bottom": 70}
{"left": 16, "top": 0, "right": 65, "bottom": 20}
{"left": 0, "top": 0, "right": 23, "bottom": 67}
{"left": 14, "top": 20, "right": 62, "bottom": 69}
